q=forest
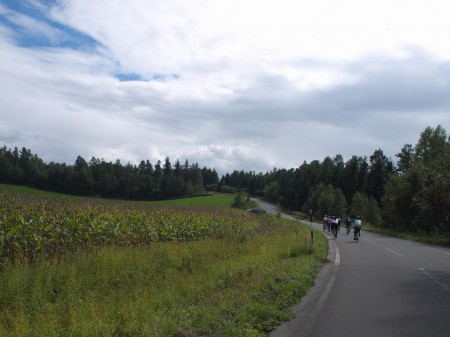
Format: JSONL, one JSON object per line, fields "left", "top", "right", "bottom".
{"left": 1, "top": 125, "right": 448, "bottom": 236}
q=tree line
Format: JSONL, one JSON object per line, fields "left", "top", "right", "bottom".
{"left": 1, "top": 125, "right": 448, "bottom": 235}
{"left": 219, "top": 125, "right": 449, "bottom": 236}
{"left": 0, "top": 150, "right": 219, "bottom": 200}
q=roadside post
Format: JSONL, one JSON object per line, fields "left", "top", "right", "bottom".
{"left": 309, "top": 209, "right": 314, "bottom": 252}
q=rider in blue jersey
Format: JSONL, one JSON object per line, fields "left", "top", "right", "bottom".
{"left": 354, "top": 216, "right": 362, "bottom": 240}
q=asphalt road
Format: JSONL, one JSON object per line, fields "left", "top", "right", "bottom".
{"left": 258, "top": 203, "right": 450, "bottom": 337}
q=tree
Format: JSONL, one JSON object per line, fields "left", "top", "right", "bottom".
{"left": 264, "top": 181, "right": 281, "bottom": 203}
{"left": 342, "top": 156, "right": 361, "bottom": 202}
{"left": 381, "top": 174, "right": 413, "bottom": 231}
{"left": 183, "top": 159, "right": 189, "bottom": 181}
{"left": 192, "top": 170, "right": 204, "bottom": 195}
{"left": 415, "top": 125, "right": 448, "bottom": 163}
{"left": 163, "top": 157, "right": 172, "bottom": 176}
{"left": 185, "top": 179, "right": 194, "bottom": 195}
{"left": 396, "top": 144, "right": 414, "bottom": 173}
{"left": 351, "top": 191, "right": 382, "bottom": 226}
{"left": 202, "top": 167, "right": 219, "bottom": 189}
{"left": 350, "top": 191, "right": 368, "bottom": 221}
{"left": 320, "top": 156, "right": 334, "bottom": 185}
{"left": 153, "top": 160, "right": 162, "bottom": 194}
{"left": 367, "top": 149, "right": 394, "bottom": 202}
{"left": 231, "top": 191, "right": 248, "bottom": 209}
{"left": 72, "top": 155, "right": 93, "bottom": 195}
{"left": 302, "top": 183, "right": 346, "bottom": 218}
{"left": 174, "top": 159, "right": 182, "bottom": 177}
{"left": 333, "top": 154, "right": 345, "bottom": 188}
{"left": 0, "top": 146, "right": 13, "bottom": 182}
{"left": 382, "top": 125, "right": 450, "bottom": 235}
{"left": 47, "top": 162, "right": 73, "bottom": 193}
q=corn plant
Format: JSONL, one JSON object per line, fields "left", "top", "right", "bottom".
{"left": 0, "top": 191, "right": 260, "bottom": 264}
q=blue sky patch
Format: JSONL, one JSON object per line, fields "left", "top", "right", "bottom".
{"left": 115, "top": 73, "right": 180, "bottom": 82}
{"left": 0, "top": 0, "right": 99, "bottom": 50}
{"left": 116, "top": 73, "right": 146, "bottom": 82}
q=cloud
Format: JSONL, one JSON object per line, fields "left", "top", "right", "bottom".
{"left": 0, "top": 1, "right": 450, "bottom": 177}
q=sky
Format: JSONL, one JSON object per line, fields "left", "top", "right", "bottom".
{"left": 1, "top": 0, "right": 449, "bottom": 176}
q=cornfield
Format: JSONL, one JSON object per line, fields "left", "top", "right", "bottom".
{"left": 0, "top": 191, "right": 259, "bottom": 263}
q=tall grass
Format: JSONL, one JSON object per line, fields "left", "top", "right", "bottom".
{"left": 0, "top": 185, "right": 328, "bottom": 336}
{"left": 0, "top": 219, "right": 327, "bottom": 337}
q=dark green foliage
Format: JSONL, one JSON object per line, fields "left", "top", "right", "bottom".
{"left": 396, "top": 144, "right": 414, "bottom": 173}
{"left": 341, "top": 155, "right": 368, "bottom": 201}
{"left": 302, "top": 183, "right": 346, "bottom": 218}
{"left": 350, "top": 191, "right": 382, "bottom": 226}
{"left": 367, "top": 149, "right": 395, "bottom": 203}
{"left": 0, "top": 146, "right": 215, "bottom": 201}
{"left": 1, "top": 125, "right": 447, "bottom": 238}
{"left": 264, "top": 181, "right": 281, "bottom": 204}
{"left": 231, "top": 191, "right": 248, "bottom": 209}
{"left": 382, "top": 125, "right": 450, "bottom": 235}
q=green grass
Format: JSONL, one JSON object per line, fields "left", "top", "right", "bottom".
{"left": 0, "top": 183, "right": 86, "bottom": 201}
{"left": 0, "top": 184, "right": 234, "bottom": 207}
{"left": 0, "top": 183, "right": 329, "bottom": 336}
{"left": 0, "top": 218, "right": 328, "bottom": 337}
{"left": 364, "top": 225, "right": 450, "bottom": 247}
{"left": 144, "top": 194, "right": 234, "bottom": 207}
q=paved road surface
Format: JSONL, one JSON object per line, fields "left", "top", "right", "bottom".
{"left": 253, "top": 199, "right": 295, "bottom": 220}
{"left": 256, "top": 201, "right": 450, "bottom": 337}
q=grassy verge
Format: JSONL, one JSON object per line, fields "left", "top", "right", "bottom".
{"left": 363, "top": 225, "right": 450, "bottom": 247}
{"left": 0, "top": 185, "right": 328, "bottom": 336}
{"left": 0, "top": 216, "right": 327, "bottom": 337}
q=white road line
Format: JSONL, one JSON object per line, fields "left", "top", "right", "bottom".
{"left": 418, "top": 267, "right": 450, "bottom": 292}
{"left": 334, "top": 242, "right": 340, "bottom": 265}
{"left": 423, "top": 246, "right": 450, "bottom": 256}
{"left": 386, "top": 248, "right": 402, "bottom": 256}
{"left": 318, "top": 242, "right": 340, "bottom": 304}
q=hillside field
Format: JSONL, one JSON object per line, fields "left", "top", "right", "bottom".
{"left": 0, "top": 184, "right": 327, "bottom": 337}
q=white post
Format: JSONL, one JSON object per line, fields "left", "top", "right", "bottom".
{"left": 309, "top": 209, "right": 314, "bottom": 252}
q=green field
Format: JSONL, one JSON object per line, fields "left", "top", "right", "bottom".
{"left": 0, "top": 184, "right": 328, "bottom": 337}
{"left": 145, "top": 194, "right": 234, "bottom": 207}
{"left": 0, "top": 183, "right": 87, "bottom": 200}
{"left": 0, "top": 183, "right": 234, "bottom": 206}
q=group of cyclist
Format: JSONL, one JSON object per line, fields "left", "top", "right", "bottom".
{"left": 323, "top": 214, "right": 362, "bottom": 240}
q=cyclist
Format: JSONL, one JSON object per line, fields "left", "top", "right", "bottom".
{"left": 354, "top": 216, "right": 362, "bottom": 240}
{"left": 323, "top": 214, "right": 328, "bottom": 231}
{"left": 326, "top": 215, "right": 332, "bottom": 233}
{"left": 331, "top": 216, "right": 338, "bottom": 239}
{"left": 345, "top": 215, "right": 352, "bottom": 234}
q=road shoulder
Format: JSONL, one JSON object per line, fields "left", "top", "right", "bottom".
{"left": 268, "top": 232, "right": 338, "bottom": 337}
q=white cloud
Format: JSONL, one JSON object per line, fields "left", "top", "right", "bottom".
{"left": 1, "top": 0, "right": 450, "bottom": 177}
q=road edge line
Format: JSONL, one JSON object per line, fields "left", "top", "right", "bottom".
{"left": 268, "top": 233, "right": 339, "bottom": 337}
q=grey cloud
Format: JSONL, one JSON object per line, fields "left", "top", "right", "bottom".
{"left": 216, "top": 50, "right": 450, "bottom": 128}
{"left": 1, "top": 33, "right": 449, "bottom": 175}
{"left": 306, "top": 53, "right": 450, "bottom": 116}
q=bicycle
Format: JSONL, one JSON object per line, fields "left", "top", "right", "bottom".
{"left": 345, "top": 217, "right": 351, "bottom": 235}
{"left": 331, "top": 223, "right": 338, "bottom": 239}
{"left": 353, "top": 216, "right": 362, "bottom": 243}
{"left": 354, "top": 227, "right": 361, "bottom": 243}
